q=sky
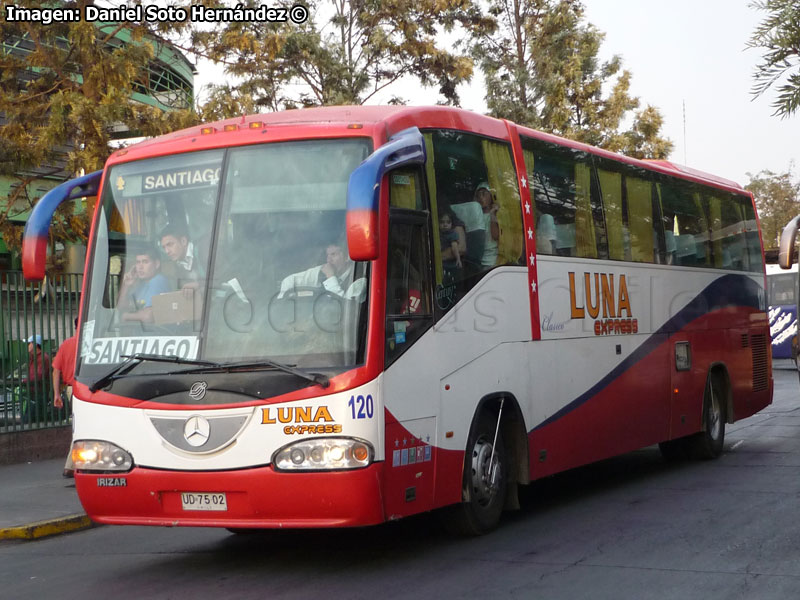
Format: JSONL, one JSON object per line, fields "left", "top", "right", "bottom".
{"left": 194, "top": 0, "right": 797, "bottom": 188}
{"left": 580, "top": 0, "right": 796, "bottom": 187}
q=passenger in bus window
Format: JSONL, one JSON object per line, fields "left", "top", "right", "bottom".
{"left": 536, "top": 214, "right": 557, "bottom": 254}
{"left": 475, "top": 182, "right": 500, "bottom": 267}
{"left": 117, "top": 246, "right": 172, "bottom": 323}
{"left": 159, "top": 222, "right": 207, "bottom": 295}
{"left": 440, "top": 206, "right": 467, "bottom": 271}
{"left": 450, "top": 200, "right": 482, "bottom": 270}
{"left": 278, "top": 243, "right": 366, "bottom": 300}
{"left": 439, "top": 207, "right": 463, "bottom": 274}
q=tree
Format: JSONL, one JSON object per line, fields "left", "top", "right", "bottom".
{"left": 474, "top": 0, "right": 673, "bottom": 159}
{"left": 0, "top": 0, "right": 200, "bottom": 256}
{"left": 195, "top": 0, "right": 480, "bottom": 114}
{"left": 746, "top": 168, "right": 800, "bottom": 249}
{"left": 748, "top": 0, "right": 800, "bottom": 118}
{"left": 473, "top": 0, "right": 575, "bottom": 127}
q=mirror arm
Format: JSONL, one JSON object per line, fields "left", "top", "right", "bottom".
{"left": 22, "top": 170, "right": 103, "bottom": 282}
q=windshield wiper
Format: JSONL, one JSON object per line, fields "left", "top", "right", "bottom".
{"left": 89, "top": 353, "right": 218, "bottom": 392}
{"left": 174, "top": 358, "right": 330, "bottom": 388}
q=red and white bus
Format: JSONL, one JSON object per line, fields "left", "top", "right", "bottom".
{"left": 24, "top": 106, "right": 772, "bottom": 534}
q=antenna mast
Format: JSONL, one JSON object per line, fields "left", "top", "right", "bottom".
{"left": 683, "top": 100, "right": 687, "bottom": 165}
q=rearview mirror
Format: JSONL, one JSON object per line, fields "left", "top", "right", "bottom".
{"left": 778, "top": 215, "right": 800, "bottom": 269}
{"left": 346, "top": 127, "right": 426, "bottom": 261}
{"left": 22, "top": 170, "right": 102, "bottom": 281}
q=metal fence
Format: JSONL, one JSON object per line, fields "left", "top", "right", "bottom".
{"left": 1, "top": 272, "right": 82, "bottom": 432}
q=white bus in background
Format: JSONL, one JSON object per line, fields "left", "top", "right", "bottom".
{"left": 766, "top": 263, "right": 798, "bottom": 365}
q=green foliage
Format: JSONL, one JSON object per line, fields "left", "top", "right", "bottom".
{"left": 0, "top": 0, "right": 200, "bottom": 254}
{"left": 746, "top": 168, "right": 800, "bottom": 249}
{"left": 475, "top": 0, "right": 672, "bottom": 159}
{"left": 195, "top": 0, "right": 479, "bottom": 115}
{"left": 748, "top": 0, "right": 800, "bottom": 118}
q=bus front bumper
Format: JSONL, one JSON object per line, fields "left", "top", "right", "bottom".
{"left": 75, "top": 463, "right": 385, "bottom": 529}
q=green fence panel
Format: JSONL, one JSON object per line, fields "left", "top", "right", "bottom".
{"left": 1, "top": 271, "right": 81, "bottom": 432}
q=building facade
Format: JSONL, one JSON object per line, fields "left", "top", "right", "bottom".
{"left": 0, "top": 23, "right": 195, "bottom": 272}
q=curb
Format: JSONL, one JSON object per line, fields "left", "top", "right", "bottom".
{"left": 0, "top": 514, "right": 95, "bottom": 540}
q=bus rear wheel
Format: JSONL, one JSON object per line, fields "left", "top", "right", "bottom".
{"left": 689, "top": 373, "right": 726, "bottom": 459}
{"left": 442, "top": 413, "right": 507, "bottom": 535}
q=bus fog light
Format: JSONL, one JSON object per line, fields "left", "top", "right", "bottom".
{"left": 72, "top": 440, "right": 133, "bottom": 472}
{"left": 310, "top": 446, "right": 324, "bottom": 463}
{"left": 290, "top": 448, "right": 305, "bottom": 465}
{"left": 273, "top": 438, "right": 373, "bottom": 471}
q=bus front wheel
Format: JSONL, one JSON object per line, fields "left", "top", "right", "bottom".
{"left": 443, "top": 413, "right": 507, "bottom": 535}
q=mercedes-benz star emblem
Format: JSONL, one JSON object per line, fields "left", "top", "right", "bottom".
{"left": 189, "top": 381, "right": 208, "bottom": 401}
{"left": 183, "top": 415, "right": 211, "bottom": 447}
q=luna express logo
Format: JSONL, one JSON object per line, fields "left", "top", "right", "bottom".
{"left": 261, "top": 405, "right": 342, "bottom": 435}
{"left": 568, "top": 272, "right": 638, "bottom": 336}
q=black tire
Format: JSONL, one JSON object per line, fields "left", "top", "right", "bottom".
{"left": 442, "top": 412, "right": 507, "bottom": 535}
{"left": 689, "top": 373, "right": 726, "bottom": 459}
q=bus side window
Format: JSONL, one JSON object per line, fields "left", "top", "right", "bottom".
{"left": 658, "top": 180, "right": 712, "bottom": 268}
{"left": 740, "top": 198, "right": 763, "bottom": 273}
{"left": 423, "top": 130, "right": 524, "bottom": 318}
{"left": 597, "top": 164, "right": 658, "bottom": 264}
{"left": 521, "top": 136, "right": 605, "bottom": 260}
{"left": 385, "top": 172, "right": 434, "bottom": 367}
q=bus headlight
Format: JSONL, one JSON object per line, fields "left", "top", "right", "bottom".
{"left": 71, "top": 440, "right": 133, "bottom": 472}
{"left": 273, "top": 438, "right": 373, "bottom": 471}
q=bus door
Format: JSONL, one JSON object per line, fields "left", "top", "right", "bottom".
{"left": 381, "top": 169, "right": 437, "bottom": 518}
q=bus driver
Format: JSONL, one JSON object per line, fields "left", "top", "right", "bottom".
{"left": 278, "top": 243, "right": 365, "bottom": 300}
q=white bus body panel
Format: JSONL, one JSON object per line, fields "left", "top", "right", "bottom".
{"left": 384, "top": 260, "right": 765, "bottom": 452}
{"left": 72, "top": 378, "right": 385, "bottom": 470}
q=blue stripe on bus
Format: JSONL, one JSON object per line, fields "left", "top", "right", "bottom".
{"left": 532, "top": 273, "right": 763, "bottom": 431}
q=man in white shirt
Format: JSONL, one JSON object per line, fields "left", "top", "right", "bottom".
{"left": 160, "top": 222, "right": 206, "bottom": 292}
{"left": 278, "top": 244, "right": 365, "bottom": 300}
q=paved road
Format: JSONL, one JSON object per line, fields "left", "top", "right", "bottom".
{"left": 2, "top": 368, "right": 799, "bottom": 599}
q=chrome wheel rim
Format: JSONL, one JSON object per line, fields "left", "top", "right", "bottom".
{"left": 470, "top": 436, "right": 501, "bottom": 507}
{"left": 708, "top": 388, "right": 722, "bottom": 441}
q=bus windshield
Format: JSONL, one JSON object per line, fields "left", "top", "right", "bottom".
{"left": 78, "top": 138, "right": 372, "bottom": 379}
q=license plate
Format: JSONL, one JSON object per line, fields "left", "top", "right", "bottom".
{"left": 180, "top": 492, "right": 228, "bottom": 511}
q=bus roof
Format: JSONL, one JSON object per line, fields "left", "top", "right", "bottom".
{"left": 112, "top": 105, "right": 748, "bottom": 195}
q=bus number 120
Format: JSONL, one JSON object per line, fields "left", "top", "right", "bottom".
{"left": 348, "top": 394, "right": 374, "bottom": 419}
